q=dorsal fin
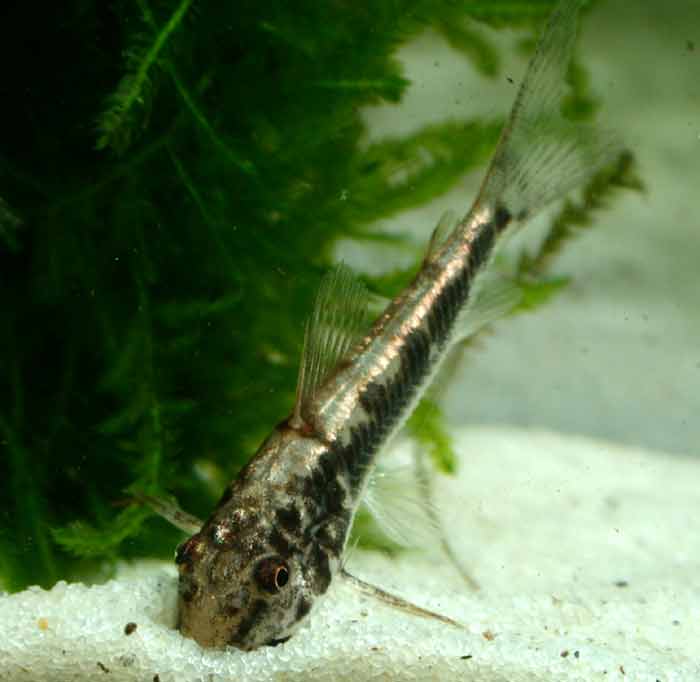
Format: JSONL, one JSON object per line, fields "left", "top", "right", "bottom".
{"left": 292, "top": 264, "right": 370, "bottom": 427}
{"left": 424, "top": 210, "right": 457, "bottom": 263}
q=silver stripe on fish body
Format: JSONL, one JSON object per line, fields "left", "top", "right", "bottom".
{"left": 308, "top": 204, "right": 508, "bottom": 487}
{"left": 170, "top": 0, "right": 619, "bottom": 651}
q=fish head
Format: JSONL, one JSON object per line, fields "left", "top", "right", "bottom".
{"left": 176, "top": 426, "right": 345, "bottom": 650}
{"left": 174, "top": 502, "right": 322, "bottom": 650}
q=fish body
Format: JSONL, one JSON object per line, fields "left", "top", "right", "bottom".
{"left": 174, "top": 0, "right": 615, "bottom": 650}
{"left": 177, "top": 204, "right": 507, "bottom": 649}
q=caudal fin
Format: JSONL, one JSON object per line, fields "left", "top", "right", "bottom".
{"left": 477, "top": 0, "right": 618, "bottom": 222}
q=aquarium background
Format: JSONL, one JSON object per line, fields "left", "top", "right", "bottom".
{"left": 0, "top": 0, "right": 697, "bottom": 592}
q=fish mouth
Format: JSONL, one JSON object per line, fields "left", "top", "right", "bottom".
{"left": 267, "top": 636, "right": 291, "bottom": 647}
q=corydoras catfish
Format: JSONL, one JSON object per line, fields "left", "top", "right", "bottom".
{"left": 146, "top": 0, "right": 616, "bottom": 651}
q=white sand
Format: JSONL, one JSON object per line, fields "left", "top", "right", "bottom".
{"left": 1, "top": 427, "right": 698, "bottom": 681}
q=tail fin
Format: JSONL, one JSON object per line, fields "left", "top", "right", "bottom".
{"left": 476, "top": 0, "right": 618, "bottom": 222}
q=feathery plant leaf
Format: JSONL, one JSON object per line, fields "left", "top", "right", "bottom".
{"left": 95, "top": 32, "right": 159, "bottom": 155}
{"left": 513, "top": 276, "right": 571, "bottom": 312}
{"left": 347, "top": 120, "right": 502, "bottom": 227}
{"left": 52, "top": 275, "right": 173, "bottom": 555}
{"left": 52, "top": 506, "right": 151, "bottom": 559}
{"left": 137, "top": 0, "right": 255, "bottom": 175}
{"left": 437, "top": 20, "right": 501, "bottom": 77}
{"left": 312, "top": 75, "right": 411, "bottom": 102}
{"left": 166, "top": 69, "right": 255, "bottom": 175}
{"left": 96, "top": 0, "right": 194, "bottom": 154}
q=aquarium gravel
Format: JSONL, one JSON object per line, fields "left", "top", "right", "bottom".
{"left": 2, "top": 427, "right": 698, "bottom": 682}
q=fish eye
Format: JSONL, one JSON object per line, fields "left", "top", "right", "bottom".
{"left": 274, "top": 565, "right": 289, "bottom": 589}
{"left": 255, "top": 557, "right": 290, "bottom": 593}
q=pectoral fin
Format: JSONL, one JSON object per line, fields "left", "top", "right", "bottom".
{"left": 340, "top": 569, "right": 464, "bottom": 630}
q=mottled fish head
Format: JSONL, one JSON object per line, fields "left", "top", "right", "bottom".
{"left": 175, "top": 430, "right": 339, "bottom": 650}
{"left": 175, "top": 508, "right": 317, "bottom": 650}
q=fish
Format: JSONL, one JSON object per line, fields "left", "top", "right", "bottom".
{"left": 146, "top": 0, "right": 617, "bottom": 651}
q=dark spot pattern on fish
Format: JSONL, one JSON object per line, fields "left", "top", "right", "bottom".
{"left": 314, "top": 526, "right": 338, "bottom": 555}
{"left": 276, "top": 506, "right": 302, "bottom": 536}
{"left": 333, "top": 420, "right": 380, "bottom": 490}
{"left": 178, "top": 574, "right": 198, "bottom": 603}
{"left": 318, "top": 451, "right": 338, "bottom": 482}
{"left": 425, "top": 218, "right": 500, "bottom": 350}
{"left": 175, "top": 535, "right": 201, "bottom": 566}
{"left": 431, "top": 266, "right": 471, "bottom": 343}
{"left": 232, "top": 599, "right": 268, "bottom": 644}
{"left": 310, "top": 544, "right": 332, "bottom": 594}
{"left": 360, "top": 382, "right": 390, "bottom": 422}
{"left": 342, "top": 328, "right": 432, "bottom": 494}
{"left": 296, "top": 597, "right": 312, "bottom": 621}
{"left": 403, "top": 328, "right": 430, "bottom": 386}
{"left": 222, "top": 600, "right": 240, "bottom": 618}
{"left": 268, "top": 526, "right": 298, "bottom": 556}
{"left": 323, "top": 477, "right": 346, "bottom": 515}
{"left": 426, "top": 283, "right": 452, "bottom": 342}
{"left": 314, "top": 514, "right": 349, "bottom": 558}
{"left": 466, "top": 219, "right": 498, "bottom": 274}
{"left": 493, "top": 204, "right": 512, "bottom": 231}
{"left": 302, "top": 455, "right": 347, "bottom": 521}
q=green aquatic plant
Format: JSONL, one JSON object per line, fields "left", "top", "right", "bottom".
{"left": 0, "top": 0, "right": 637, "bottom": 591}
